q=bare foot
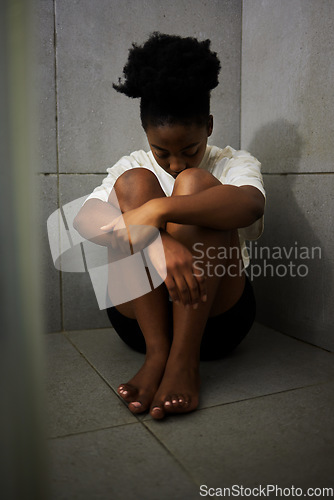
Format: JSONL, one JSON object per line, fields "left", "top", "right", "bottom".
{"left": 150, "top": 354, "right": 200, "bottom": 420}
{"left": 118, "top": 351, "right": 168, "bottom": 414}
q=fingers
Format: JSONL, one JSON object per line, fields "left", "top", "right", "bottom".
{"left": 100, "top": 218, "right": 118, "bottom": 232}
{"left": 172, "top": 275, "right": 192, "bottom": 306}
{"left": 166, "top": 268, "right": 207, "bottom": 308}
{"left": 108, "top": 228, "right": 132, "bottom": 255}
{"left": 193, "top": 268, "right": 207, "bottom": 304}
{"left": 101, "top": 215, "right": 132, "bottom": 254}
{"left": 164, "top": 277, "right": 181, "bottom": 304}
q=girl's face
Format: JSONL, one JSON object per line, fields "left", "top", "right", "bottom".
{"left": 146, "top": 116, "right": 213, "bottom": 178}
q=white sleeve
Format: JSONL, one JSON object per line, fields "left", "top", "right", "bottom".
{"left": 223, "top": 149, "right": 266, "bottom": 198}
{"left": 221, "top": 149, "right": 266, "bottom": 244}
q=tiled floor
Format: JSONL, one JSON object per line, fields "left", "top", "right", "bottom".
{"left": 46, "top": 323, "right": 334, "bottom": 499}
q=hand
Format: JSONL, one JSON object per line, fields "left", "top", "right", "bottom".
{"left": 100, "top": 200, "right": 162, "bottom": 254}
{"left": 147, "top": 231, "right": 207, "bottom": 308}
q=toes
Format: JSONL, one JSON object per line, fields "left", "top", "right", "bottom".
{"left": 117, "top": 383, "right": 137, "bottom": 402}
{"left": 162, "top": 394, "right": 182, "bottom": 411}
{"left": 163, "top": 395, "right": 173, "bottom": 411}
{"left": 150, "top": 402, "right": 165, "bottom": 420}
{"left": 177, "top": 394, "right": 185, "bottom": 406}
{"left": 128, "top": 394, "right": 153, "bottom": 414}
{"left": 128, "top": 400, "right": 144, "bottom": 414}
{"left": 171, "top": 394, "right": 179, "bottom": 408}
{"left": 164, "top": 394, "right": 191, "bottom": 413}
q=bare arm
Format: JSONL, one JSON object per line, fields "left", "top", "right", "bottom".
{"left": 100, "top": 183, "right": 265, "bottom": 260}
{"left": 101, "top": 185, "right": 265, "bottom": 244}
{"left": 152, "top": 184, "right": 265, "bottom": 230}
{"left": 73, "top": 198, "right": 121, "bottom": 246}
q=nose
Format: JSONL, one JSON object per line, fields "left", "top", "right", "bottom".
{"left": 169, "top": 157, "right": 186, "bottom": 174}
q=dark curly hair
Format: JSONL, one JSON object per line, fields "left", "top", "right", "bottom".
{"left": 113, "top": 32, "right": 221, "bottom": 129}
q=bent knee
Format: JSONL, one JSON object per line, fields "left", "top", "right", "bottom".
{"left": 172, "top": 168, "right": 221, "bottom": 195}
{"left": 114, "top": 168, "right": 160, "bottom": 192}
{"left": 112, "top": 168, "right": 164, "bottom": 210}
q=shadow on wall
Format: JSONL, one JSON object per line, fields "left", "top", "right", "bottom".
{"left": 246, "top": 119, "right": 332, "bottom": 349}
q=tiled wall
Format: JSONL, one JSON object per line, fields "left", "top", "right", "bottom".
{"left": 39, "top": 0, "right": 242, "bottom": 332}
{"left": 241, "top": 0, "right": 334, "bottom": 351}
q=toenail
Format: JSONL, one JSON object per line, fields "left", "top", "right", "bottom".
{"left": 131, "top": 401, "right": 142, "bottom": 408}
{"left": 164, "top": 401, "right": 172, "bottom": 407}
{"left": 152, "top": 406, "right": 161, "bottom": 412}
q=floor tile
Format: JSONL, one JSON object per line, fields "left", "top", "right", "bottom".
{"left": 48, "top": 423, "right": 199, "bottom": 500}
{"left": 67, "top": 323, "right": 334, "bottom": 423}
{"left": 67, "top": 327, "right": 145, "bottom": 384}
{"left": 199, "top": 322, "right": 334, "bottom": 409}
{"left": 46, "top": 334, "right": 136, "bottom": 438}
{"left": 145, "top": 381, "right": 334, "bottom": 489}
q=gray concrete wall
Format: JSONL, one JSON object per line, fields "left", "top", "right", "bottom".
{"left": 39, "top": 0, "right": 242, "bottom": 332}
{"left": 241, "top": 0, "right": 334, "bottom": 350}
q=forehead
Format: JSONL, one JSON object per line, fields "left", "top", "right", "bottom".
{"left": 146, "top": 123, "right": 207, "bottom": 149}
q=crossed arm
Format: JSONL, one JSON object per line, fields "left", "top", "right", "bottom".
{"left": 109, "top": 184, "right": 265, "bottom": 232}
{"left": 73, "top": 184, "right": 265, "bottom": 304}
{"left": 74, "top": 183, "right": 264, "bottom": 243}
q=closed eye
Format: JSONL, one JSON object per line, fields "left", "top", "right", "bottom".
{"left": 183, "top": 149, "right": 199, "bottom": 157}
{"left": 154, "top": 151, "right": 169, "bottom": 159}
{"left": 153, "top": 147, "right": 199, "bottom": 159}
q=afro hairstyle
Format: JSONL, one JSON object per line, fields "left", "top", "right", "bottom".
{"left": 113, "top": 32, "right": 221, "bottom": 129}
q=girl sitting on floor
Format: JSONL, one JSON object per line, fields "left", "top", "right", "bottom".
{"left": 74, "top": 32, "right": 265, "bottom": 420}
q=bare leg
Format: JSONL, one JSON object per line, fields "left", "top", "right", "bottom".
{"left": 110, "top": 169, "right": 172, "bottom": 413}
{"left": 149, "top": 169, "right": 245, "bottom": 419}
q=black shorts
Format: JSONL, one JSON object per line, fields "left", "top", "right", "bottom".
{"left": 106, "top": 277, "right": 256, "bottom": 361}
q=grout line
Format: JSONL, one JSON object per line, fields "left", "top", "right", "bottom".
{"left": 53, "top": 0, "right": 64, "bottom": 332}
{"left": 262, "top": 171, "right": 334, "bottom": 176}
{"left": 268, "top": 329, "right": 334, "bottom": 354}
{"left": 46, "top": 326, "right": 115, "bottom": 335}
{"left": 37, "top": 171, "right": 334, "bottom": 176}
{"left": 54, "top": 323, "right": 334, "bottom": 355}
{"left": 37, "top": 172, "right": 111, "bottom": 176}
{"left": 254, "top": 322, "right": 334, "bottom": 354}
{"left": 50, "top": 330, "right": 197, "bottom": 486}
{"left": 197, "top": 379, "right": 334, "bottom": 413}
{"left": 48, "top": 420, "right": 140, "bottom": 440}
{"left": 38, "top": 173, "right": 107, "bottom": 176}
{"left": 63, "top": 333, "right": 145, "bottom": 422}
{"left": 239, "top": 0, "right": 243, "bottom": 150}
{"left": 141, "top": 421, "right": 202, "bottom": 488}
{"left": 51, "top": 333, "right": 333, "bottom": 485}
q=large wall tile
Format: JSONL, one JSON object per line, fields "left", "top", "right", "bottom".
{"left": 59, "top": 174, "right": 110, "bottom": 330}
{"left": 241, "top": 0, "right": 334, "bottom": 174}
{"left": 55, "top": 0, "right": 241, "bottom": 173}
{"left": 38, "top": 174, "right": 62, "bottom": 332}
{"left": 250, "top": 174, "right": 334, "bottom": 351}
{"left": 34, "top": 0, "right": 57, "bottom": 173}
{"left": 241, "top": 0, "right": 334, "bottom": 350}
